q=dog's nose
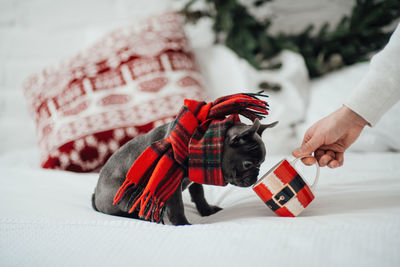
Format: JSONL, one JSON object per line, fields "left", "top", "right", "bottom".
{"left": 246, "top": 176, "right": 258, "bottom": 186}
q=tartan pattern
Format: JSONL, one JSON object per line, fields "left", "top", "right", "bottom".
{"left": 253, "top": 159, "right": 315, "bottom": 217}
{"left": 113, "top": 93, "right": 269, "bottom": 223}
{"left": 188, "top": 115, "right": 238, "bottom": 185}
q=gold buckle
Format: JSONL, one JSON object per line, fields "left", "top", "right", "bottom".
{"left": 272, "top": 184, "right": 296, "bottom": 208}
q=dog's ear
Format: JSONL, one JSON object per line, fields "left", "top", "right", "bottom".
{"left": 229, "top": 119, "right": 261, "bottom": 147}
{"left": 257, "top": 121, "right": 279, "bottom": 136}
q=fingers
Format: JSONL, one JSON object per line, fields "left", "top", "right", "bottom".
{"left": 292, "top": 121, "right": 346, "bottom": 168}
{"left": 301, "top": 157, "right": 316, "bottom": 166}
{"left": 315, "top": 149, "right": 325, "bottom": 160}
{"left": 297, "top": 150, "right": 344, "bottom": 168}
{"left": 292, "top": 132, "right": 321, "bottom": 158}
{"left": 327, "top": 152, "right": 344, "bottom": 168}
{"left": 315, "top": 150, "right": 344, "bottom": 168}
{"left": 327, "top": 161, "right": 340, "bottom": 168}
{"left": 318, "top": 152, "right": 334, "bottom": 167}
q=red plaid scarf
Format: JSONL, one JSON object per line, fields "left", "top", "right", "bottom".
{"left": 113, "top": 93, "right": 269, "bottom": 222}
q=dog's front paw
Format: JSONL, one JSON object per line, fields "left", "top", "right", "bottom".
{"left": 169, "top": 215, "right": 191, "bottom": 226}
{"left": 172, "top": 219, "right": 191, "bottom": 226}
{"left": 198, "top": 205, "right": 222, "bottom": 217}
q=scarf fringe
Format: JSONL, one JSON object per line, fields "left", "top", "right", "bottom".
{"left": 138, "top": 194, "right": 165, "bottom": 223}
{"left": 119, "top": 183, "right": 166, "bottom": 223}
{"left": 113, "top": 179, "right": 135, "bottom": 205}
{"left": 208, "top": 93, "right": 269, "bottom": 121}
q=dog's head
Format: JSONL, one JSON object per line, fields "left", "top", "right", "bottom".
{"left": 222, "top": 119, "right": 278, "bottom": 187}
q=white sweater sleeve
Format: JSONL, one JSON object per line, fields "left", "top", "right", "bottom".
{"left": 345, "top": 23, "right": 400, "bottom": 126}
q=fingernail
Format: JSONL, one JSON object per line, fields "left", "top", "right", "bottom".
{"left": 320, "top": 159, "right": 328, "bottom": 166}
{"left": 293, "top": 148, "right": 302, "bottom": 155}
{"left": 329, "top": 162, "right": 339, "bottom": 168}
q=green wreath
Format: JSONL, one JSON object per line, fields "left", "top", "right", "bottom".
{"left": 181, "top": 0, "right": 400, "bottom": 90}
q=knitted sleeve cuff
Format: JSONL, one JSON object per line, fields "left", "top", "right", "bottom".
{"left": 345, "top": 24, "right": 400, "bottom": 127}
{"left": 345, "top": 68, "right": 400, "bottom": 127}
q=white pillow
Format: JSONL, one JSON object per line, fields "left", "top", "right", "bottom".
{"left": 194, "top": 46, "right": 309, "bottom": 155}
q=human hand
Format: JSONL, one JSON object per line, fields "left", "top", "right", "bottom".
{"left": 292, "top": 105, "right": 368, "bottom": 168}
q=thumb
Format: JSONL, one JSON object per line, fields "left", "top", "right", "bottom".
{"left": 292, "top": 137, "right": 321, "bottom": 158}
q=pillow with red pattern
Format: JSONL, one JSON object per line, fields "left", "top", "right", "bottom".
{"left": 23, "top": 12, "right": 207, "bottom": 172}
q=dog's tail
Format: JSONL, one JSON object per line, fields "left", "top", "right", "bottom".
{"left": 91, "top": 193, "right": 99, "bottom": 211}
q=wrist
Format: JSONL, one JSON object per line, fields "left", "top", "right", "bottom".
{"left": 341, "top": 105, "right": 369, "bottom": 128}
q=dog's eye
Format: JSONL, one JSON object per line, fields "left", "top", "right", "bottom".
{"left": 242, "top": 161, "right": 254, "bottom": 169}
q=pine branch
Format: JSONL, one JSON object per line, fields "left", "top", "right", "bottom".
{"left": 180, "top": 0, "right": 400, "bottom": 79}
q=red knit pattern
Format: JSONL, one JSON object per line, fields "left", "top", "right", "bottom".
{"left": 23, "top": 12, "right": 206, "bottom": 172}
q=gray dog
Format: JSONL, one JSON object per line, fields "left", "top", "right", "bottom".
{"left": 92, "top": 118, "right": 278, "bottom": 225}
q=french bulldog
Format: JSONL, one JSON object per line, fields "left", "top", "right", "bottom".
{"left": 92, "top": 118, "right": 278, "bottom": 225}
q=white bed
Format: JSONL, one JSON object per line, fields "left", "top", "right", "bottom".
{"left": 1, "top": 1, "right": 399, "bottom": 267}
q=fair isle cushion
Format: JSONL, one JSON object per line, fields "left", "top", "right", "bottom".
{"left": 23, "top": 12, "right": 207, "bottom": 172}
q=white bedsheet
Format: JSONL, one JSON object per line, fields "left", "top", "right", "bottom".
{"left": 1, "top": 149, "right": 400, "bottom": 267}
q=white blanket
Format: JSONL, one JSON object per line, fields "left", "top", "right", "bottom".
{"left": 1, "top": 150, "right": 400, "bottom": 267}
